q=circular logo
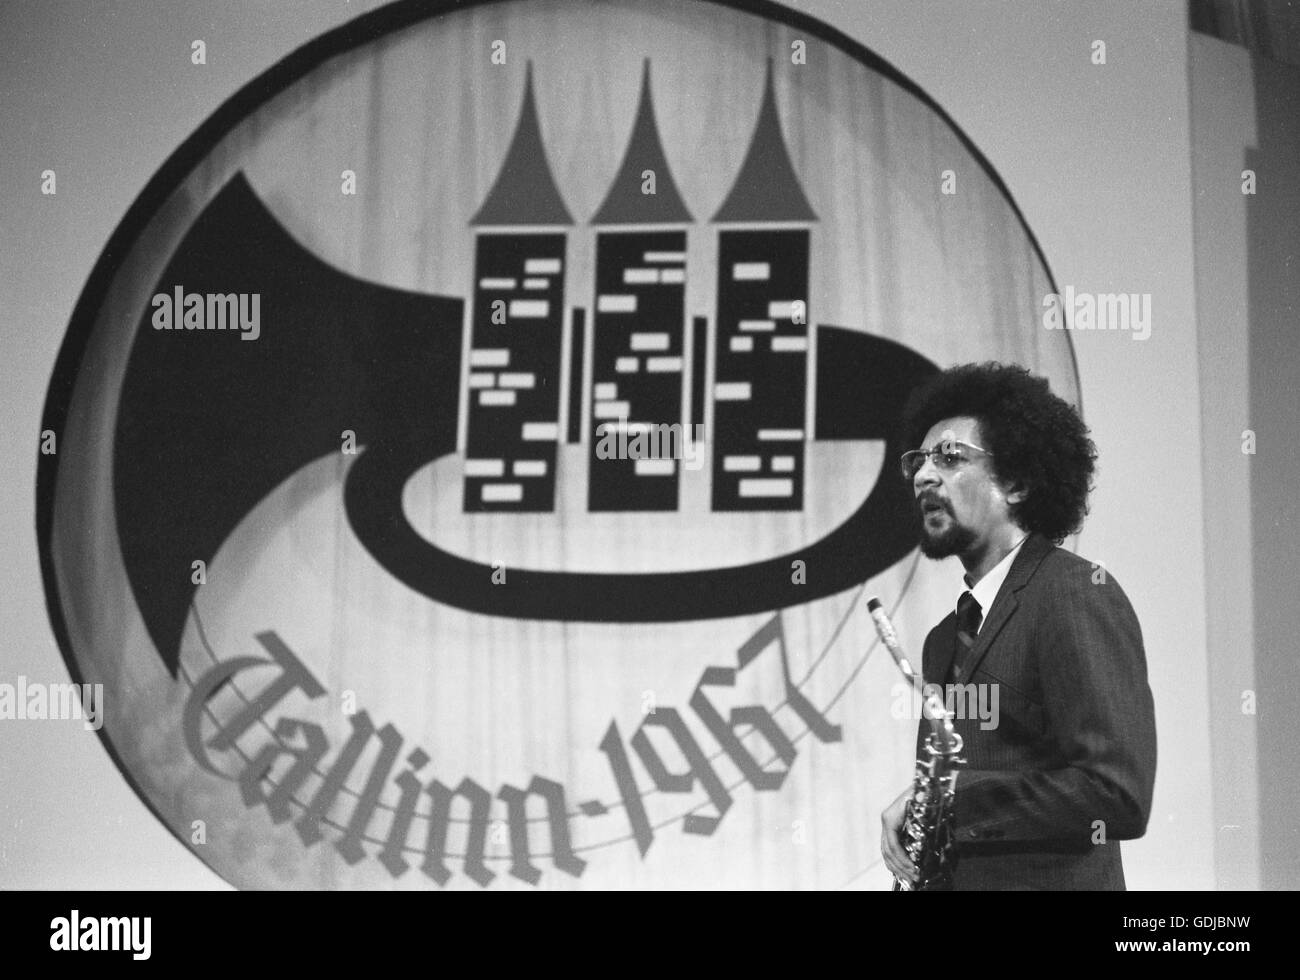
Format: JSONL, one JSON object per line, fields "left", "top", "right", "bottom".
{"left": 38, "top": 0, "right": 1076, "bottom": 889}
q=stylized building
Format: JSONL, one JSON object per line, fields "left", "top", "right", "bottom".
{"left": 588, "top": 61, "right": 693, "bottom": 512}
{"left": 461, "top": 60, "right": 817, "bottom": 516}
{"left": 710, "top": 61, "right": 817, "bottom": 511}
{"left": 463, "top": 63, "right": 571, "bottom": 512}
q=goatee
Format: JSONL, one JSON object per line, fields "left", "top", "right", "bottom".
{"left": 919, "top": 517, "right": 976, "bottom": 559}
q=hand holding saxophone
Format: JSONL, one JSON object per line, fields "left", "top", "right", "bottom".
{"left": 869, "top": 596, "right": 964, "bottom": 891}
{"left": 880, "top": 785, "right": 918, "bottom": 886}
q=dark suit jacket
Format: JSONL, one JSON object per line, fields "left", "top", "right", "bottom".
{"left": 916, "top": 532, "right": 1157, "bottom": 890}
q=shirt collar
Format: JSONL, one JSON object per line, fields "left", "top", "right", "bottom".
{"left": 962, "top": 534, "right": 1029, "bottom": 617}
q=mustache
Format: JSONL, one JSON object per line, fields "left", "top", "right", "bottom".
{"left": 916, "top": 492, "right": 950, "bottom": 514}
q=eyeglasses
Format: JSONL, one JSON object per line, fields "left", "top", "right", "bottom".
{"left": 899, "top": 440, "right": 994, "bottom": 480}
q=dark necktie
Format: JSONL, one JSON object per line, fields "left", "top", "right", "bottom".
{"left": 947, "top": 591, "right": 983, "bottom": 683}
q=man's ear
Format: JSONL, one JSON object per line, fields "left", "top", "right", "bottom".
{"left": 1004, "top": 481, "right": 1027, "bottom": 506}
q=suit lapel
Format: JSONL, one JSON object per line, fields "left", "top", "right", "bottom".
{"left": 952, "top": 533, "right": 1055, "bottom": 683}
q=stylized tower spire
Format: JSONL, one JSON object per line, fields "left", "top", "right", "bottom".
{"left": 471, "top": 62, "right": 573, "bottom": 226}
{"left": 712, "top": 60, "right": 816, "bottom": 223}
{"left": 592, "top": 60, "right": 693, "bottom": 224}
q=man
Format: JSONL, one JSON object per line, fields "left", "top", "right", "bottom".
{"left": 880, "top": 361, "right": 1156, "bottom": 890}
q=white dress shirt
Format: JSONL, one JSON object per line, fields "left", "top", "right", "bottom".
{"left": 960, "top": 534, "right": 1029, "bottom": 631}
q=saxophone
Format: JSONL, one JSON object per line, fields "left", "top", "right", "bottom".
{"left": 867, "top": 597, "right": 964, "bottom": 891}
